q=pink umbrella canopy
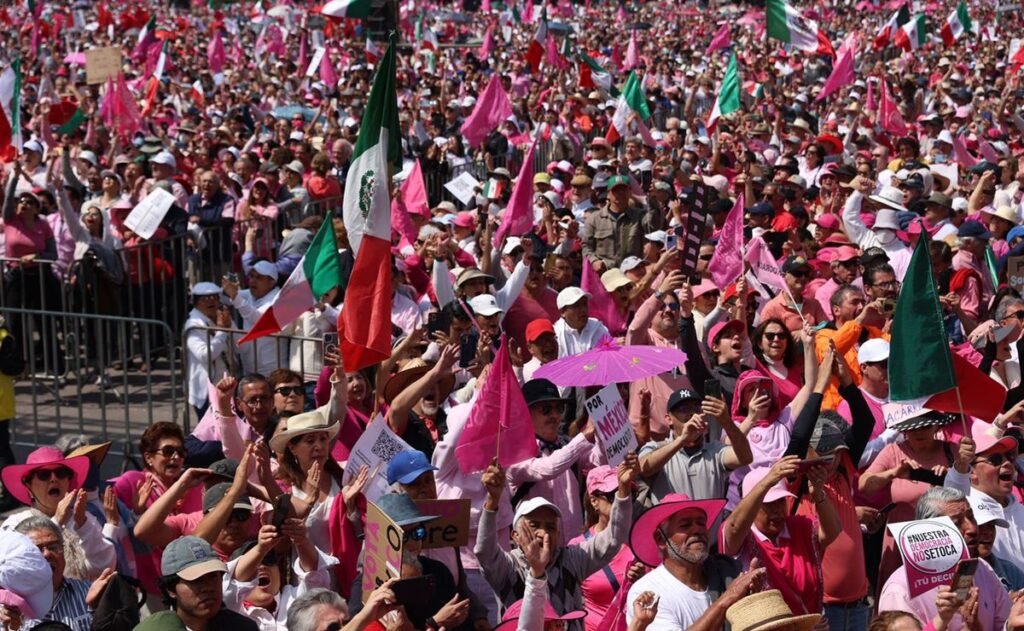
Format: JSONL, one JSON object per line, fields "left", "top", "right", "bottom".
{"left": 533, "top": 337, "right": 688, "bottom": 387}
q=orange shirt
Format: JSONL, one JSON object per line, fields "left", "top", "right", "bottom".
{"left": 814, "top": 320, "right": 889, "bottom": 410}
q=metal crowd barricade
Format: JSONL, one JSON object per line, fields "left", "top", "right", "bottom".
{"left": 182, "top": 324, "right": 324, "bottom": 427}
{"left": 6, "top": 307, "right": 180, "bottom": 462}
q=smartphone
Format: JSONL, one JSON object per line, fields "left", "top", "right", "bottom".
{"left": 271, "top": 493, "right": 292, "bottom": 531}
{"left": 427, "top": 311, "right": 450, "bottom": 338}
{"left": 459, "top": 331, "right": 479, "bottom": 368}
{"left": 322, "top": 332, "right": 339, "bottom": 356}
{"left": 226, "top": 272, "right": 239, "bottom": 283}
{"left": 881, "top": 299, "right": 897, "bottom": 315}
{"left": 544, "top": 253, "right": 557, "bottom": 274}
{"left": 950, "top": 558, "right": 979, "bottom": 601}
{"left": 908, "top": 468, "right": 946, "bottom": 486}
{"left": 794, "top": 455, "right": 836, "bottom": 476}
{"left": 703, "top": 378, "right": 722, "bottom": 399}
{"left": 879, "top": 502, "right": 898, "bottom": 516}
{"left": 389, "top": 576, "right": 435, "bottom": 626}
{"left": 665, "top": 233, "right": 677, "bottom": 250}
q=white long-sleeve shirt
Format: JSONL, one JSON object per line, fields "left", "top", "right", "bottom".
{"left": 841, "top": 191, "right": 912, "bottom": 281}
{"left": 554, "top": 317, "right": 610, "bottom": 358}
{"left": 223, "top": 550, "right": 336, "bottom": 631}
{"left": 184, "top": 308, "right": 230, "bottom": 407}
{"left": 233, "top": 288, "right": 288, "bottom": 376}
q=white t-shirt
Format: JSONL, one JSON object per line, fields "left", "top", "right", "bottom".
{"left": 626, "top": 565, "right": 712, "bottom": 630}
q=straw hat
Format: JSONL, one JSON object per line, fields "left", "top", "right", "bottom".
{"left": 726, "top": 590, "right": 820, "bottom": 631}
{"left": 382, "top": 358, "right": 456, "bottom": 405}
{"left": 268, "top": 404, "right": 340, "bottom": 454}
{"left": 66, "top": 441, "right": 112, "bottom": 466}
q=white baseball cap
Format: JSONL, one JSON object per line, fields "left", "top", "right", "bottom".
{"left": 557, "top": 287, "right": 590, "bottom": 310}
{"left": 858, "top": 339, "right": 890, "bottom": 365}
{"left": 251, "top": 260, "right": 279, "bottom": 282}
{"left": 620, "top": 256, "right": 646, "bottom": 273}
{"left": 968, "top": 493, "right": 1009, "bottom": 528}
{"left": 501, "top": 237, "right": 523, "bottom": 256}
{"left": 513, "top": 496, "right": 562, "bottom": 527}
{"left": 191, "top": 282, "right": 221, "bottom": 297}
{"left": 468, "top": 294, "right": 502, "bottom": 317}
{"left": 645, "top": 230, "right": 668, "bottom": 247}
{"left": 151, "top": 151, "right": 177, "bottom": 169}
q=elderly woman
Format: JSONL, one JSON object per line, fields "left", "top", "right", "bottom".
{"left": 112, "top": 422, "right": 203, "bottom": 598}
{"left": 235, "top": 177, "right": 280, "bottom": 262}
{"left": 859, "top": 408, "right": 957, "bottom": 590}
{"left": 0, "top": 446, "right": 117, "bottom": 580}
{"left": 751, "top": 318, "right": 804, "bottom": 410}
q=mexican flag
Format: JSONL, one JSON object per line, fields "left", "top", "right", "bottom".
{"left": 940, "top": 2, "right": 971, "bottom": 46}
{"left": 415, "top": 14, "right": 439, "bottom": 50}
{"left": 322, "top": 0, "right": 373, "bottom": 18}
{"left": 191, "top": 80, "right": 205, "bottom": 106}
{"left": 894, "top": 14, "right": 927, "bottom": 52}
{"left": 0, "top": 60, "right": 23, "bottom": 158}
{"left": 238, "top": 219, "right": 341, "bottom": 344}
{"left": 888, "top": 230, "right": 1004, "bottom": 419}
{"left": 132, "top": 15, "right": 157, "bottom": 61}
{"left": 707, "top": 52, "right": 740, "bottom": 130}
{"left": 579, "top": 51, "right": 616, "bottom": 96}
{"left": 766, "top": 0, "right": 833, "bottom": 56}
{"left": 525, "top": 8, "right": 547, "bottom": 73}
{"left": 56, "top": 107, "right": 86, "bottom": 136}
{"left": 874, "top": 4, "right": 909, "bottom": 49}
{"left": 605, "top": 71, "right": 649, "bottom": 144}
{"left": 338, "top": 35, "right": 401, "bottom": 373}
{"left": 152, "top": 40, "right": 169, "bottom": 82}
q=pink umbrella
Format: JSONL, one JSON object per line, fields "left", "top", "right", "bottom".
{"left": 63, "top": 52, "right": 86, "bottom": 65}
{"left": 533, "top": 337, "right": 688, "bottom": 387}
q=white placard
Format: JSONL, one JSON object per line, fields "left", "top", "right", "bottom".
{"left": 123, "top": 188, "right": 176, "bottom": 240}
{"left": 444, "top": 171, "right": 481, "bottom": 206}
{"left": 306, "top": 47, "right": 326, "bottom": 78}
{"left": 344, "top": 415, "right": 414, "bottom": 503}
{"left": 584, "top": 384, "right": 637, "bottom": 468}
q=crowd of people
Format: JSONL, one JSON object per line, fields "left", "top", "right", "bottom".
{"left": 3, "top": 0, "right": 1024, "bottom": 629}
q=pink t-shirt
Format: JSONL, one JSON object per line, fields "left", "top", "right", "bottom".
{"left": 4, "top": 216, "right": 53, "bottom": 259}
{"left": 567, "top": 530, "right": 634, "bottom": 631}
{"left": 727, "top": 408, "right": 794, "bottom": 510}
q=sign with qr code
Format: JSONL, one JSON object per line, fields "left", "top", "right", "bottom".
{"left": 362, "top": 501, "right": 404, "bottom": 603}
{"left": 345, "top": 415, "right": 414, "bottom": 503}
{"left": 678, "top": 181, "right": 711, "bottom": 278}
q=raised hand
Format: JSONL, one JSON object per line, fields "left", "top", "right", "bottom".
{"left": 517, "top": 518, "right": 553, "bottom": 578}
{"left": 103, "top": 486, "right": 120, "bottom": 527}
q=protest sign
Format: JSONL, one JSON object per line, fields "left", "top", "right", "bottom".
{"left": 123, "top": 189, "right": 176, "bottom": 240}
{"left": 413, "top": 499, "right": 471, "bottom": 549}
{"left": 86, "top": 46, "right": 121, "bottom": 84}
{"left": 346, "top": 415, "right": 414, "bottom": 503}
{"left": 882, "top": 402, "right": 928, "bottom": 429}
{"left": 585, "top": 384, "right": 637, "bottom": 467}
{"left": 1008, "top": 256, "right": 1024, "bottom": 296}
{"left": 678, "top": 181, "right": 710, "bottom": 279}
{"left": 887, "top": 516, "right": 967, "bottom": 598}
{"left": 444, "top": 171, "right": 481, "bottom": 206}
{"left": 362, "top": 500, "right": 405, "bottom": 603}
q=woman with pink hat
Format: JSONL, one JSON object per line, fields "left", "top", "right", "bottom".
{"left": 0, "top": 446, "right": 116, "bottom": 581}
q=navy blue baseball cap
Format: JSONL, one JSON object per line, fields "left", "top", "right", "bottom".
{"left": 747, "top": 202, "right": 775, "bottom": 217}
{"left": 958, "top": 220, "right": 991, "bottom": 240}
{"left": 386, "top": 449, "right": 438, "bottom": 485}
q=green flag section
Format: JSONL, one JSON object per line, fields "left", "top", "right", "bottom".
{"left": 889, "top": 234, "right": 956, "bottom": 402}
{"left": 0, "top": 60, "right": 22, "bottom": 157}
{"left": 941, "top": 3, "right": 971, "bottom": 46}
{"left": 339, "top": 35, "right": 401, "bottom": 373}
{"left": 321, "top": 0, "right": 373, "bottom": 18}
{"left": 605, "top": 71, "right": 649, "bottom": 143}
{"left": 766, "top": 0, "right": 820, "bottom": 51}
{"left": 894, "top": 14, "right": 927, "bottom": 52}
{"left": 56, "top": 108, "right": 86, "bottom": 136}
{"left": 707, "top": 52, "right": 740, "bottom": 129}
{"left": 579, "top": 51, "right": 618, "bottom": 97}
{"left": 238, "top": 219, "right": 341, "bottom": 344}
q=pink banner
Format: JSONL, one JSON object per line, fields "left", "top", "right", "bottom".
{"left": 461, "top": 73, "right": 514, "bottom": 147}
{"left": 708, "top": 193, "right": 745, "bottom": 288}
{"left": 705, "top": 23, "right": 731, "bottom": 56}
{"left": 817, "top": 34, "right": 856, "bottom": 102}
{"left": 494, "top": 136, "right": 539, "bottom": 244}
{"left": 745, "top": 237, "right": 792, "bottom": 302}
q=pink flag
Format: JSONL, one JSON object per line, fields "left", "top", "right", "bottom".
{"left": 455, "top": 335, "right": 537, "bottom": 474}
{"left": 320, "top": 48, "right": 338, "bottom": 90}
{"left": 545, "top": 33, "right": 568, "bottom": 70}
{"left": 581, "top": 256, "right": 627, "bottom": 336}
{"left": 879, "top": 77, "right": 908, "bottom": 136}
{"left": 865, "top": 78, "right": 877, "bottom": 111}
{"left": 208, "top": 30, "right": 226, "bottom": 74}
{"left": 745, "top": 236, "right": 789, "bottom": 297}
{"left": 523, "top": 0, "right": 533, "bottom": 23}
{"left": 401, "top": 160, "right": 430, "bottom": 218}
{"left": 624, "top": 29, "right": 639, "bottom": 70}
{"left": 494, "top": 136, "right": 539, "bottom": 244}
{"left": 952, "top": 132, "right": 979, "bottom": 168}
{"left": 481, "top": 0, "right": 491, "bottom": 11}
{"left": 461, "top": 74, "right": 514, "bottom": 147}
{"left": 705, "top": 24, "right": 731, "bottom": 56}
{"left": 107, "top": 73, "right": 141, "bottom": 139}
{"left": 480, "top": 24, "right": 495, "bottom": 58}
{"left": 297, "top": 36, "right": 308, "bottom": 74}
{"left": 99, "top": 77, "right": 116, "bottom": 129}
{"left": 611, "top": 42, "right": 623, "bottom": 71}
{"left": 595, "top": 577, "right": 634, "bottom": 631}
{"left": 708, "top": 193, "right": 745, "bottom": 288}
{"left": 616, "top": 4, "right": 628, "bottom": 22}
{"left": 390, "top": 196, "right": 418, "bottom": 245}
{"left": 977, "top": 138, "right": 1000, "bottom": 163}
{"left": 817, "top": 34, "right": 856, "bottom": 102}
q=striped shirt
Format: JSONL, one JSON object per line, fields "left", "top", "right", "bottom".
{"left": 25, "top": 578, "right": 92, "bottom": 631}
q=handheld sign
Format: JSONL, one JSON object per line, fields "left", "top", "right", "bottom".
{"left": 887, "top": 517, "right": 967, "bottom": 598}
{"left": 346, "top": 415, "right": 414, "bottom": 503}
{"left": 1008, "top": 256, "right": 1024, "bottom": 297}
{"left": 585, "top": 384, "right": 638, "bottom": 468}
{"left": 678, "top": 181, "right": 710, "bottom": 278}
{"left": 85, "top": 46, "right": 121, "bottom": 85}
{"left": 123, "top": 188, "right": 176, "bottom": 240}
{"left": 413, "top": 499, "right": 470, "bottom": 549}
{"left": 361, "top": 500, "right": 405, "bottom": 603}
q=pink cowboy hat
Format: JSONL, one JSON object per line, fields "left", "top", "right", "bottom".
{"left": 0, "top": 447, "right": 90, "bottom": 507}
{"left": 494, "top": 599, "right": 587, "bottom": 630}
{"left": 629, "top": 493, "right": 726, "bottom": 567}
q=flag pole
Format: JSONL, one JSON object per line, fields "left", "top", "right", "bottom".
{"left": 954, "top": 385, "right": 968, "bottom": 436}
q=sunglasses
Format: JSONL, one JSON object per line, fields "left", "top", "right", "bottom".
{"left": 30, "top": 467, "right": 74, "bottom": 483}
{"left": 763, "top": 332, "right": 787, "bottom": 341}
{"left": 326, "top": 624, "right": 343, "bottom": 631}
{"left": 274, "top": 386, "right": 304, "bottom": 397}
{"left": 977, "top": 451, "right": 1017, "bottom": 468}
{"left": 229, "top": 509, "right": 251, "bottom": 523}
{"left": 661, "top": 302, "right": 681, "bottom": 312}
{"left": 153, "top": 445, "right": 186, "bottom": 459}
{"left": 404, "top": 526, "right": 427, "bottom": 542}
{"left": 539, "top": 403, "right": 566, "bottom": 416}
{"left": 699, "top": 253, "right": 714, "bottom": 261}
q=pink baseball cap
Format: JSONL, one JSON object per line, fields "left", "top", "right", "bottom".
{"left": 453, "top": 211, "right": 476, "bottom": 229}
{"left": 586, "top": 465, "right": 619, "bottom": 494}
{"left": 692, "top": 278, "right": 720, "bottom": 299}
{"left": 741, "top": 466, "right": 796, "bottom": 503}
{"left": 816, "top": 214, "right": 840, "bottom": 231}
{"left": 971, "top": 421, "right": 1018, "bottom": 456}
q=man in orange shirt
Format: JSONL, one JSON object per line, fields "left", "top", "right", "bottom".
{"left": 814, "top": 284, "right": 890, "bottom": 410}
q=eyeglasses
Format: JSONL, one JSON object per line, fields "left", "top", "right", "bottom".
{"left": 30, "top": 467, "right": 74, "bottom": 483}
{"left": 153, "top": 445, "right": 186, "bottom": 459}
{"left": 274, "top": 386, "right": 304, "bottom": 397}
{"left": 242, "top": 396, "right": 271, "bottom": 407}
{"left": 661, "top": 302, "right": 681, "bottom": 312}
{"left": 539, "top": 403, "right": 566, "bottom": 416}
{"left": 875, "top": 280, "right": 901, "bottom": 290}
{"left": 976, "top": 451, "right": 1017, "bottom": 467}
{"left": 763, "top": 332, "right": 787, "bottom": 341}
{"left": 403, "top": 526, "right": 427, "bottom": 542}
{"left": 1007, "top": 310, "right": 1024, "bottom": 321}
